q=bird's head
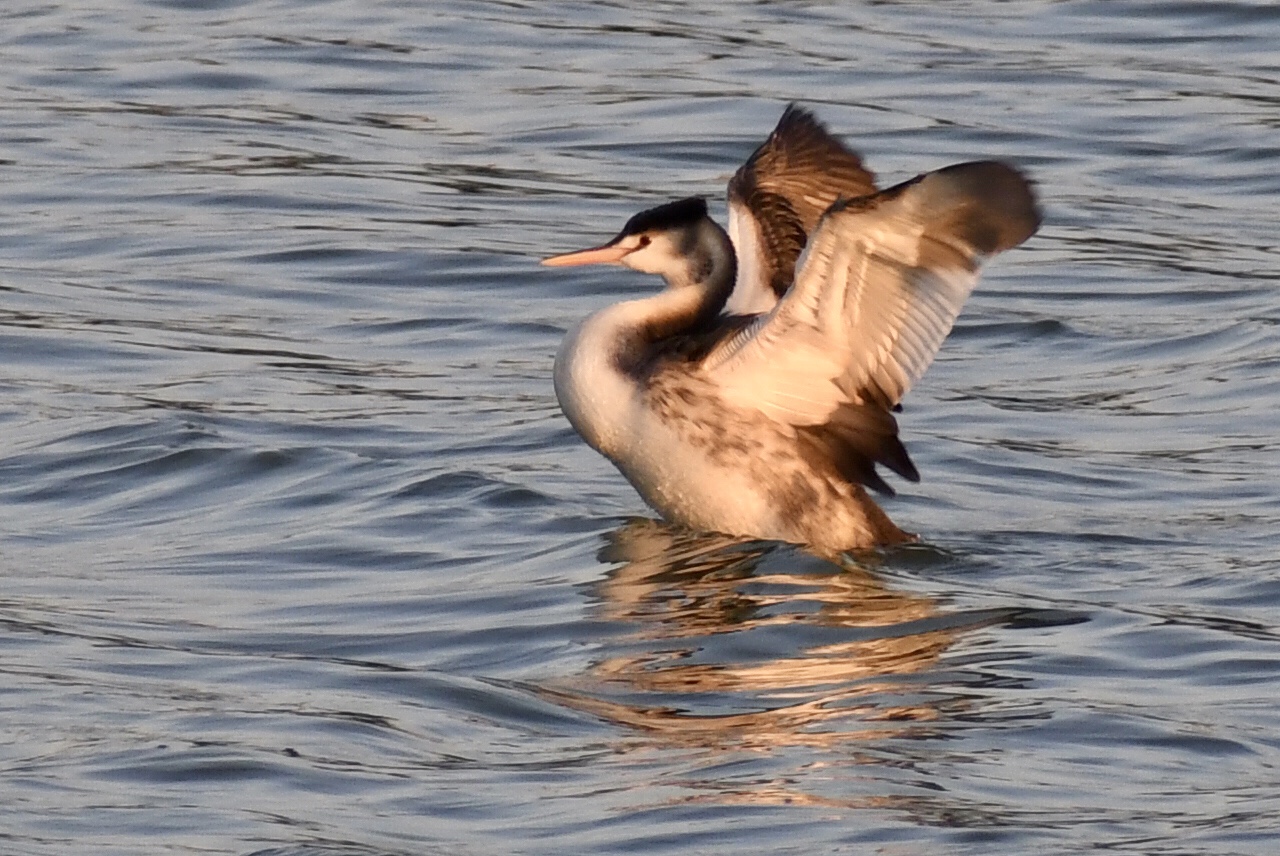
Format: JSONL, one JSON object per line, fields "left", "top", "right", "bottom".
{"left": 542, "top": 197, "right": 721, "bottom": 287}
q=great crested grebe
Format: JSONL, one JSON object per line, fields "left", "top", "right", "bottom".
{"left": 543, "top": 105, "right": 1040, "bottom": 554}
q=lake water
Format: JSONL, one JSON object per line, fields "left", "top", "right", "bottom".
{"left": 2, "top": 1, "right": 1279, "bottom": 853}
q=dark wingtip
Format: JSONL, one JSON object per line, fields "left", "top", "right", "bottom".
{"left": 864, "top": 469, "right": 897, "bottom": 498}
{"left": 771, "top": 103, "right": 845, "bottom": 155}
{"left": 880, "top": 437, "right": 920, "bottom": 484}
{"left": 831, "top": 160, "right": 1041, "bottom": 257}
{"left": 929, "top": 161, "right": 1042, "bottom": 254}
{"left": 777, "top": 102, "right": 820, "bottom": 130}
{"left": 798, "top": 407, "right": 920, "bottom": 497}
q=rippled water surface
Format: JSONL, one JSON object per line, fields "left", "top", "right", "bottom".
{"left": 3, "top": 2, "right": 1279, "bottom": 854}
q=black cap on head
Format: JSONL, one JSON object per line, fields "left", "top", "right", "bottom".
{"left": 619, "top": 197, "right": 708, "bottom": 237}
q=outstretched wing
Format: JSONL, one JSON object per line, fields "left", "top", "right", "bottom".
{"left": 725, "top": 104, "right": 877, "bottom": 314}
{"left": 706, "top": 161, "right": 1041, "bottom": 493}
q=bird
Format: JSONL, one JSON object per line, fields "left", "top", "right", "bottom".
{"left": 543, "top": 105, "right": 1040, "bottom": 555}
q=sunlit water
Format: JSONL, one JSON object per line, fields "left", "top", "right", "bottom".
{"left": 2, "top": 2, "right": 1279, "bottom": 854}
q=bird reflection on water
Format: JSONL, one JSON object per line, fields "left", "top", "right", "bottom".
{"left": 538, "top": 520, "right": 1055, "bottom": 757}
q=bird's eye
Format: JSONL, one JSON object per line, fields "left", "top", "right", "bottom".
{"left": 637, "top": 235, "right": 651, "bottom": 248}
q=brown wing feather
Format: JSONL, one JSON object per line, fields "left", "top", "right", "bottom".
{"left": 728, "top": 104, "right": 878, "bottom": 300}
{"left": 797, "top": 403, "right": 919, "bottom": 497}
{"left": 745, "top": 192, "right": 808, "bottom": 298}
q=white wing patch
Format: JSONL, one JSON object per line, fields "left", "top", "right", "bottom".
{"left": 725, "top": 200, "right": 778, "bottom": 315}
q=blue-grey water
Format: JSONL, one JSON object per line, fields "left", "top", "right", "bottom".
{"left": 2, "top": 2, "right": 1279, "bottom": 854}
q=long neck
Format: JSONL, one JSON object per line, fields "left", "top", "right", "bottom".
{"left": 641, "top": 218, "right": 737, "bottom": 341}
{"left": 555, "top": 288, "right": 719, "bottom": 459}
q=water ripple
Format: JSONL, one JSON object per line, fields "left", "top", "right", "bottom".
{"left": 1, "top": 1, "right": 1279, "bottom": 854}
